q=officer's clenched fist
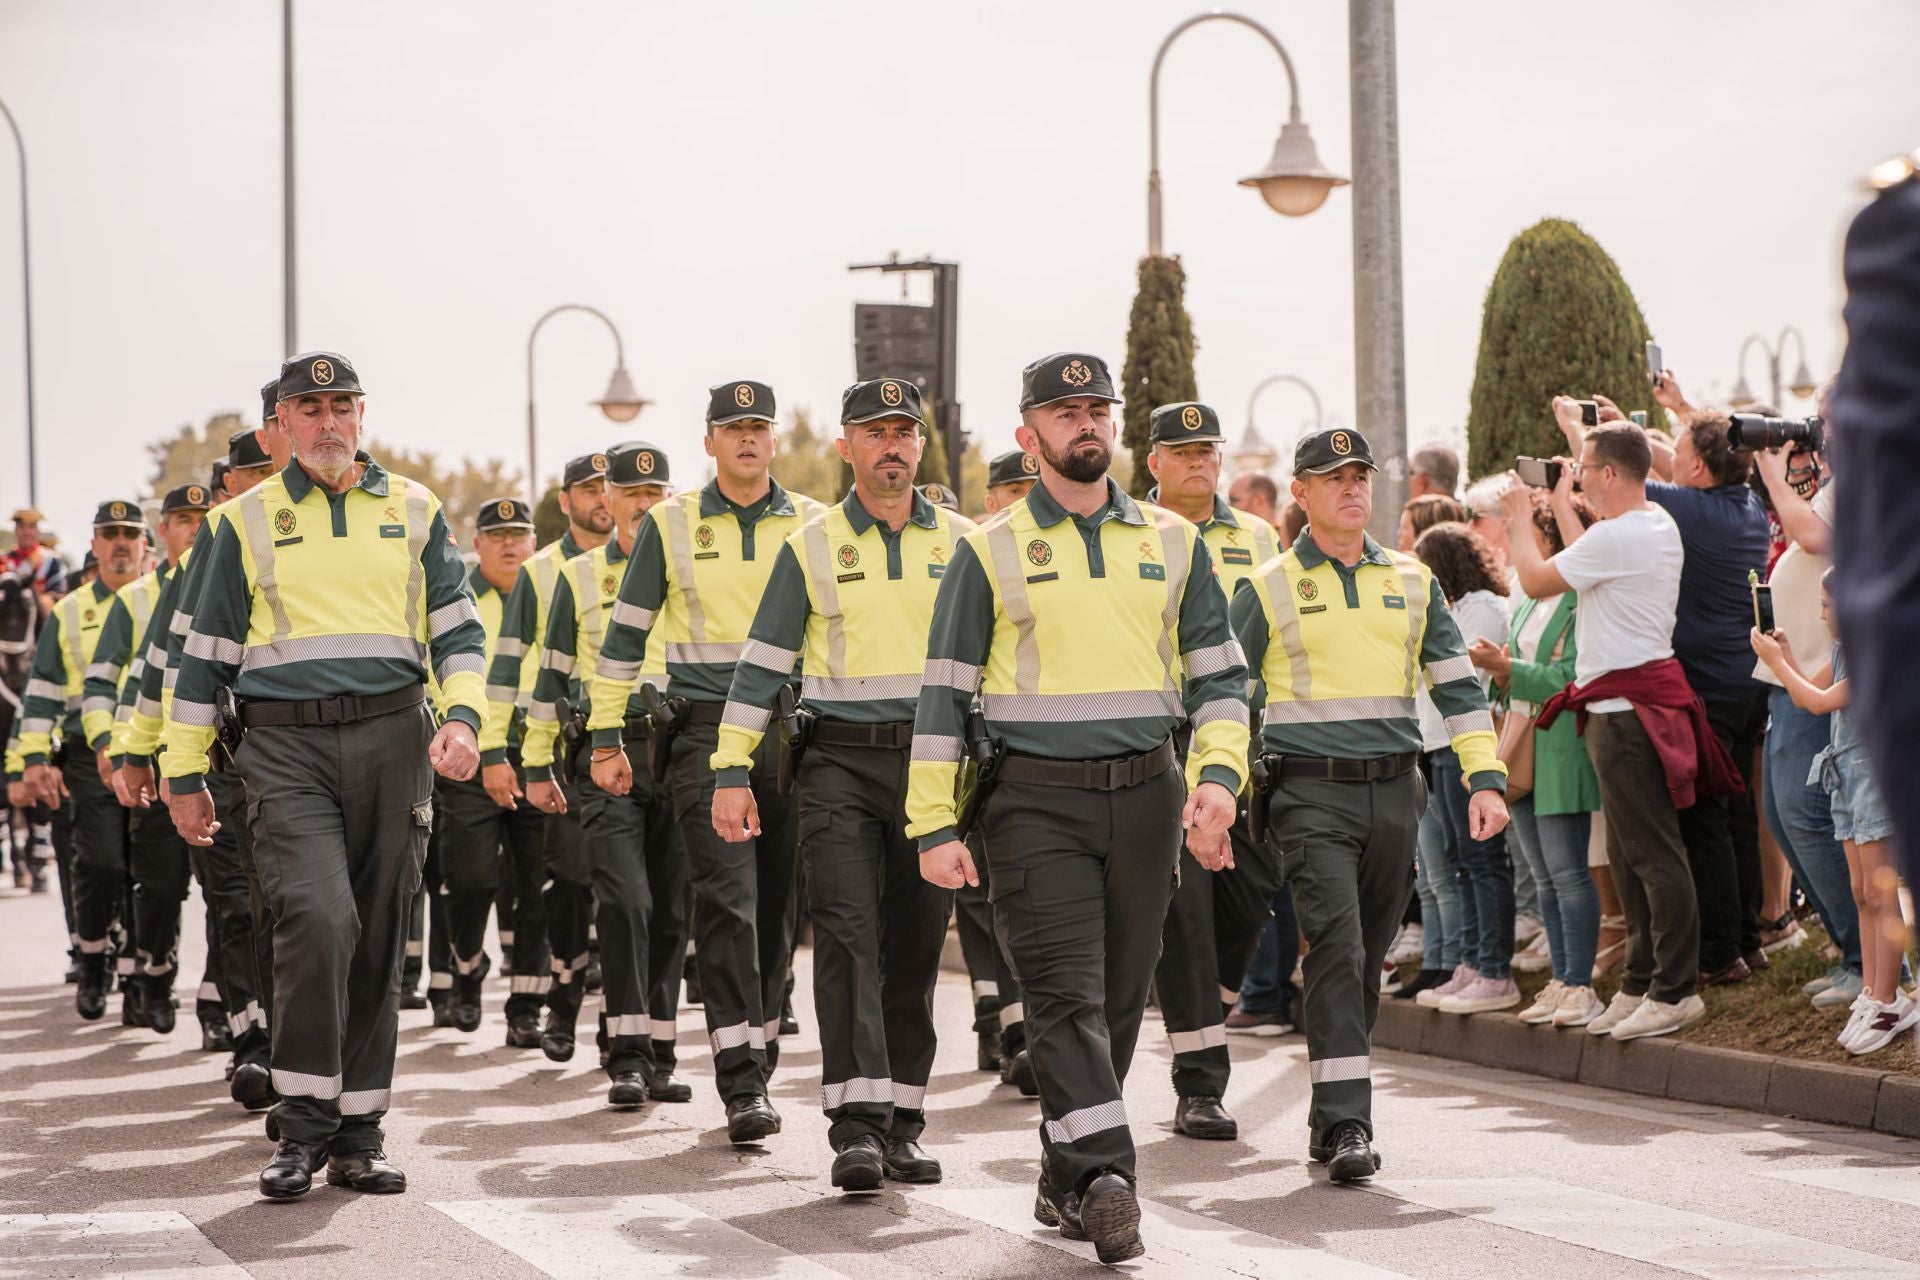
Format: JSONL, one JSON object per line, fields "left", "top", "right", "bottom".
{"left": 919, "top": 839, "right": 978, "bottom": 890}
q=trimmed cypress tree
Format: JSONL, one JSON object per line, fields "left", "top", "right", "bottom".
{"left": 1120, "top": 255, "right": 1199, "bottom": 497}
{"left": 1465, "top": 218, "right": 1660, "bottom": 479}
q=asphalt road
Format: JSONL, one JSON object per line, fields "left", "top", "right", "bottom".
{"left": 5, "top": 880, "right": 1920, "bottom": 1279}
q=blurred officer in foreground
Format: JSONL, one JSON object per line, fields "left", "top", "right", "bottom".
{"left": 163, "top": 352, "right": 487, "bottom": 1199}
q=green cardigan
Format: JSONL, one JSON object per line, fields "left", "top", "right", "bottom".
{"left": 1506, "top": 593, "right": 1601, "bottom": 816}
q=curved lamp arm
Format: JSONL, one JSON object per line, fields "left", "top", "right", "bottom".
{"left": 1245, "top": 373, "right": 1324, "bottom": 434}
{"left": 526, "top": 304, "right": 628, "bottom": 493}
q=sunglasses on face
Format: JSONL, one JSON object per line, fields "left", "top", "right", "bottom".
{"left": 96, "top": 526, "right": 145, "bottom": 542}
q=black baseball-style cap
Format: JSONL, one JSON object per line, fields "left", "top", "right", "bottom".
{"left": 209, "top": 459, "right": 231, "bottom": 493}
{"left": 227, "top": 427, "right": 272, "bottom": 470}
{"left": 260, "top": 378, "right": 280, "bottom": 425}
{"left": 607, "top": 442, "right": 672, "bottom": 487}
{"left": 475, "top": 497, "right": 535, "bottom": 532}
{"left": 277, "top": 351, "right": 363, "bottom": 400}
{"left": 92, "top": 499, "right": 145, "bottom": 529}
{"left": 561, "top": 451, "right": 610, "bottom": 490}
{"left": 1149, "top": 401, "right": 1226, "bottom": 446}
{"left": 160, "top": 484, "right": 212, "bottom": 516}
{"left": 1019, "top": 352, "right": 1120, "bottom": 411}
{"left": 1293, "top": 426, "right": 1378, "bottom": 476}
{"left": 919, "top": 482, "right": 960, "bottom": 512}
{"left": 842, "top": 377, "right": 923, "bottom": 426}
{"left": 708, "top": 379, "right": 775, "bottom": 426}
{"left": 987, "top": 449, "right": 1041, "bottom": 489}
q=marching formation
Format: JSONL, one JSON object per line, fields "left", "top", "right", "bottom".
{"left": 2, "top": 346, "right": 1507, "bottom": 1266}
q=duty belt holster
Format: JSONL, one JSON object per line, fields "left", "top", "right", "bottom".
{"left": 773, "top": 684, "right": 817, "bottom": 797}
{"left": 211, "top": 687, "right": 243, "bottom": 774}
{"left": 954, "top": 708, "right": 1006, "bottom": 843}
{"left": 1248, "top": 754, "right": 1276, "bottom": 846}
{"left": 638, "top": 682, "right": 688, "bottom": 783}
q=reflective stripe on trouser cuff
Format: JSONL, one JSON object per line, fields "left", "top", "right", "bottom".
{"left": 894, "top": 1082, "right": 927, "bottom": 1111}
{"left": 229, "top": 1000, "right": 267, "bottom": 1037}
{"left": 509, "top": 975, "right": 551, "bottom": 994}
{"left": 998, "top": 1001, "right": 1024, "bottom": 1028}
{"left": 1043, "top": 1099, "right": 1128, "bottom": 1145}
{"left": 1167, "top": 1024, "right": 1228, "bottom": 1054}
{"left": 76, "top": 937, "right": 111, "bottom": 954}
{"left": 339, "top": 1088, "right": 391, "bottom": 1116}
{"left": 272, "top": 1069, "right": 344, "bottom": 1100}
{"left": 1219, "top": 985, "right": 1241, "bottom": 1005}
{"left": 606, "top": 1013, "right": 650, "bottom": 1037}
{"left": 1263, "top": 695, "right": 1415, "bottom": 724}
{"left": 1308, "top": 1055, "right": 1370, "bottom": 1084}
{"left": 650, "top": 1017, "right": 678, "bottom": 1042}
{"left": 711, "top": 1021, "right": 766, "bottom": 1053}
{"left": 454, "top": 951, "right": 487, "bottom": 976}
{"left": 115, "top": 957, "right": 136, "bottom": 975}
{"left": 429, "top": 972, "right": 454, "bottom": 990}
{"left": 822, "top": 1077, "right": 893, "bottom": 1109}
{"left": 552, "top": 951, "right": 590, "bottom": 982}
{"left": 405, "top": 939, "right": 424, "bottom": 958}
{"left": 973, "top": 980, "right": 999, "bottom": 1001}
{"left": 197, "top": 981, "right": 220, "bottom": 1003}
{"left": 764, "top": 1018, "right": 782, "bottom": 1044}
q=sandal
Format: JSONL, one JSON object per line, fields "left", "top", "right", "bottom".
{"left": 1592, "top": 914, "right": 1628, "bottom": 980}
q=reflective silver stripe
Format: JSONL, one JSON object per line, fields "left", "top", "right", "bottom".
{"left": 894, "top": 1082, "right": 927, "bottom": 1110}
{"left": 427, "top": 597, "right": 478, "bottom": 639}
{"left": 821, "top": 1077, "right": 892, "bottom": 1109}
{"left": 162, "top": 665, "right": 179, "bottom": 691}
{"left": 436, "top": 651, "right": 484, "bottom": 682}
{"left": 1444, "top": 710, "right": 1496, "bottom": 738}
{"left": 405, "top": 939, "right": 424, "bottom": 958}
{"left": 454, "top": 951, "right": 487, "bottom": 975}
{"left": 1191, "top": 698, "right": 1248, "bottom": 728}
{"left": 81, "top": 696, "right": 114, "bottom": 716}
{"left": 574, "top": 556, "right": 611, "bottom": 656}
{"left": 611, "top": 600, "right": 655, "bottom": 632}
{"left": 402, "top": 481, "right": 431, "bottom": 639}
{"left": 741, "top": 639, "right": 799, "bottom": 673}
{"left": 763, "top": 1017, "right": 783, "bottom": 1043}
{"left": 532, "top": 550, "right": 559, "bottom": 606}
{"left": 228, "top": 1005, "right": 258, "bottom": 1037}
{"left": 339, "top": 1088, "right": 391, "bottom": 1116}
{"left": 1309, "top": 1054, "right": 1370, "bottom": 1084}
{"left": 184, "top": 633, "right": 244, "bottom": 665}
{"left": 509, "top": 975, "right": 552, "bottom": 994}
{"left": 1398, "top": 565, "right": 1428, "bottom": 696}
{"left": 59, "top": 597, "right": 86, "bottom": 676}
{"left": 722, "top": 701, "right": 772, "bottom": 732}
{"left": 85, "top": 661, "right": 120, "bottom": 683}
{"left": 1183, "top": 640, "right": 1244, "bottom": 679}
{"left": 1259, "top": 562, "right": 1313, "bottom": 701}
{"left": 20, "top": 716, "right": 53, "bottom": 735}
{"left": 1151, "top": 511, "right": 1191, "bottom": 692}
{"left": 801, "top": 519, "right": 846, "bottom": 676}
{"left": 135, "top": 693, "right": 161, "bottom": 719}
{"left": 1252, "top": 522, "right": 1277, "bottom": 563}
{"left": 983, "top": 519, "right": 1041, "bottom": 693}
{"left": 710, "top": 1021, "right": 755, "bottom": 1052}
{"left": 998, "top": 1001, "right": 1024, "bottom": 1028}
{"left": 76, "top": 936, "right": 112, "bottom": 954}
{"left": 1426, "top": 654, "right": 1475, "bottom": 687}
{"left": 173, "top": 699, "right": 218, "bottom": 727}
{"left": 606, "top": 1013, "right": 650, "bottom": 1036}
{"left": 25, "top": 678, "right": 64, "bottom": 704}
{"left": 972, "top": 980, "right": 999, "bottom": 1000}
{"left": 662, "top": 498, "right": 708, "bottom": 641}
{"left": 238, "top": 490, "right": 294, "bottom": 641}
{"left": 144, "top": 641, "right": 167, "bottom": 668}
{"left": 493, "top": 636, "right": 527, "bottom": 659}
{"left": 913, "top": 733, "right": 964, "bottom": 762}
{"left": 648, "top": 1016, "right": 678, "bottom": 1042}
{"left": 241, "top": 632, "right": 426, "bottom": 672}
{"left": 981, "top": 689, "right": 1183, "bottom": 722}
{"left": 1220, "top": 984, "right": 1242, "bottom": 1005}
{"left": 528, "top": 700, "right": 559, "bottom": 723}
{"left": 485, "top": 683, "right": 520, "bottom": 704}
{"left": 428, "top": 972, "right": 454, "bottom": 990}
{"left": 170, "top": 609, "right": 191, "bottom": 637}
{"left": 1043, "top": 1099, "right": 1128, "bottom": 1145}
{"left": 542, "top": 648, "right": 576, "bottom": 676}
{"left": 272, "top": 1068, "right": 343, "bottom": 1100}
{"left": 1263, "top": 695, "right": 1415, "bottom": 724}
{"left": 923, "top": 658, "right": 983, "bottom": 691}
{"left": 497, "top": 931, "right": 514, "bottom": 946}
{"left": 1167, "top": 1024, "right": 1228, "bottom": 1054}
{"left": 802, "top": 673, "right": 921, "bottom": 702}
{"left": 597, "top": 655, "right": 641, "bottom": 682}
{"left": 665, "top": 641, "right": 744, "bottom": 666}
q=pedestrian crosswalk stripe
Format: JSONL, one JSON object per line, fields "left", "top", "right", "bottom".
{"left": 0, "top": 1212, "right": 250, "bottom": 1278}
{"left": 921, "top": 1187, "right": 1411, "bottom": 1278}
{"left": 431, "top": 1196, "right": 850, "bottom": 1278}
{"left": 1767, "top": 1164, "right": 1920, "bottom": 1208}
{"left": 1367, "top": 1177, "right": 1920, "bottom": 1279}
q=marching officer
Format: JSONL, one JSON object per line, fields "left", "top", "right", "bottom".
{"left": 587, "top": 380, "right": 824, "bottom": 1145}
{"left": 524, "top": 442, "right": 691, "bottom": 1105}
{"left": 163, "top": 351, "right": 487, "bottom": 1199}
{"left": 19, "top": 499, "right": 148, "bottom": 1022}
{"left": 713, "top": 378, "right": 971, "bottom": 1191}
{"left": 1229, "top": 425, "right": 1507, "bottom": 1182}
{"left": 433, "top": 497, "right": 550, "bottom": 1044}
{"left": 908, "top": 353, "right": 1247, "bottom": 1265}
{"left": 1143, "top": 401, "right": 1283, "bottom": 1141}
{"left": 984, "top": 447, "right": 1040, "bottom": 510}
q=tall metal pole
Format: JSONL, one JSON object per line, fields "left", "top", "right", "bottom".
{"left": 526, "top": 304, "right": 629, "bottom": 493}
{"left": 0, "top": 99, "right": 34, "bottom": 505}
{"left": 1348, "top": 0, "right": 1408, "bottom": 541}
{"left": 932, "top": 263, "right": 963, "bottom": 499}
{"left": 283, "top": 0, "right": 297, "bottom": 357}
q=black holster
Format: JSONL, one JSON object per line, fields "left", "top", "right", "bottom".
{"left": 773, "top": 684, "right": 816, "bottom": 797}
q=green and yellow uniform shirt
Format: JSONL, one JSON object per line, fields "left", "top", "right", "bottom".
{"left": 1229, "top": 529, "right": 1506, "bottom": 793}
{"left": 586, "top": 478, "right": 824, "bottom": 745}
{"left": 161, "top": 457, "right": 487, "bottom": 791}
{"left": 79, "top": 565, "right": 166, "bottom": 756}
{"left": 904, "top": 478, "right": 1252, "bottom": 850}
{"left": 462, "top": 563, "right": 525, "bottom": 757}
{"left": 711, "top": 490, "right": 975, "bottom": 787}
{"left": 124, "top": 503, "right": 232, "bottom": 766}
{"left": 1195, "top": 498, "right": 1279, "bottom": 592}
{"left": 521, "top": 537, "right": 637, "bottom": 783}
{"left": 481, "top": 530, "right": 586, "bottom": 765}
{"left": 17, "top": 577, "right": 116, "bottom": 765}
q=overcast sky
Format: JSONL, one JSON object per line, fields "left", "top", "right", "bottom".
{"left": 1, "top": 1, "right": 1914, "bottom": 539}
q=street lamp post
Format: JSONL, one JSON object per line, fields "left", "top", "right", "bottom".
{"left": 1, "top": 97, "right": 35, "bottom": 505}
{"left": 525, "top": 305, "right": 648, "bottom": 495}
{"left": 1729, "top": 326, "right": 1818, "bottom": 411}
{"left": 1233, "top": 373, "right": 1324, "bottom": 476}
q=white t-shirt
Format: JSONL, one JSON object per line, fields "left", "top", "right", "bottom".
{"left": 1509, "top": 591, "right": 1565, "bottom": 717}
{"left": 1418, "top": 589, "right": 1510, "bottom": 749}
{"left": 1551, "top": 505, "right": 1685, "bottom": 713}
{"left": 1754, "top": 483, "right": 1836, "bottom": 689}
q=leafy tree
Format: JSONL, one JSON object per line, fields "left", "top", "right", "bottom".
{"left": 771, "top": 407, "right": 845, "bottom": 505}
{"left": 1465, "top": 218, "right": 1660, "bottom": 479}
{"left": 533, "top": 485, "right": 567, "bottom": 548}
{"left": 145, "top": 412, "right": 246, "bottom": 497}
{"left": 1119, "top": 256, "right": 1199, "bottom": 497}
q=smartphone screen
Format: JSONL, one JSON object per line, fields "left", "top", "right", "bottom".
{"left": 1646, "top": 339, "right": 1663, "bottom": 382}
{"left": 1515, "top": 456, "right": 1561, "bottom": 489}
{"left": 1752, "top": 582, "right": 1775, "bottom": 634}
{"left": 1578, "top": 400, "right": 1599, "bottom": 428}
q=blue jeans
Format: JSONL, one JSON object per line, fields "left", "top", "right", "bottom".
{"left": 1432, "top": 748, "right": 1514, "bottom": 979}
{"left": 1507, "top": 797, "right": 1598, "bottom": 985}
{"left": 1415, "top": 788, "right": 1475, "bottom": 970}
{"left": 1237, "top": 885, "right": 1300, "bottom": 1016}
{"left": 1764, "top": 688, "right": 1862, "bottom": 976}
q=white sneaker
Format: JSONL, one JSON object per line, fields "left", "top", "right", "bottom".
{"left": 1837, "top": 992, "right": 1878, "bottom": 1051}
{"left": 1380, "top": 958, "right": 1402, "bottom": 995}
{"left": 1585, "top": 991, "right": 1644, "bottom": 1035}
{"left": 1513, "top": 913, "right": 1545, "bottom": 947}
{"left": 1517, "top": 979, "right": 1566, "bottom": 1025}
{"left": 1511, "top": 930, "right": 1553, "bottom": 974}
{"left": 1552, "top": 984, "right": 1607, "bottom": 1028}
{"left": 1849, "top": 992, "right": 1920, "bottom": 1055}
{"left": 1610, "top": 993, "right": 1707, "bottom": 1041}
{"left": 1439, "top": 976, "right": 1521, "bottom": 1014}
{"left": 1389, "top": 923, "right": 1426, "bottom": 968}
{"left": 1417, "top": 964, "right": 1478, "bottom": 1009}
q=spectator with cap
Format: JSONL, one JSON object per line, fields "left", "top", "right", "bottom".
{"left": 6, "top": 506, "right": 67, "bottom": 613}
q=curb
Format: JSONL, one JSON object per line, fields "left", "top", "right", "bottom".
{"left": 1372, "top": 999, "right": 1920, "bottom": 1139}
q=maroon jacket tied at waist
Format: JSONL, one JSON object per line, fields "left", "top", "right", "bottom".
{"left": 1534, "top": 657, "right": 1745, "bottom": 810}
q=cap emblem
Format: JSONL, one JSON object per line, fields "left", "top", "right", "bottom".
{"left": 110, "top": 502, "right": 129, "bottom": 521}
{"left": 186, "top": 487, "right": 205, "bottom": 506}
{"left": 734, "top": 383, "right": 756, "bottom": 409}
{"left": 311, "top": 358, "right": 334, "bottom": 386}
{"left": 880, "top": 381, "right": 903, "bottom": 407}
{"left": 1181, "top": 406, "right": 1203, "bottom": 431}
{"left": 1021, "top": 453, "right": 1039, "bottom": 475}
{"left": 590, "top": 453, "right": 608, "bottom": 473}
{"left": 1060, "top": 359, "right": 1093, "bottom": 388}
{"left": 496, "top": 500, "right": 515, "bottom": 520}
{"left": 637, "top": 451, "right": 656, "bottom": 476}
{"left": 1331, "top": 431, "right": 1353, "bottom": 456}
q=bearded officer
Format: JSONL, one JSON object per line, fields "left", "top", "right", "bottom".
{"left": 713, "top": 378, "right": 972, "bottom": 1191}
{"left": 908, "top": 353, "right": 1247, "bottom": 1264}
{"left": 163, "top": 351, "right": 487, "bottom": 1199}
{"left": 1230, "top": 425, "right": 1507, "bottom": 1182}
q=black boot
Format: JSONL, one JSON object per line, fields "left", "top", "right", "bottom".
{"left": 607, "top": 1071, "right": 648, "bottom": 1108}
{"left": 199, "top": 1008, "right": 232, "bottom": 1052}
{"left": 725, "top": 1093, "right": 781, "bottom": 1144}
{"left": 540, "top": 1008, "right": 577, "bottom": 1062}
{"left": 830, "top": 1135, "right": 885, "bottom": 1192}
{"left": 648, "top": 1068, "right": 692, "bottom": 1103}
{"left": 429, "top": 987, "right": 456, "bottom": 1028}
{"left": 1001, "top": 1048, "right": 1039, "bottom": 1098}
{"left": 882, "top": 1137, "right": 942, "bottom": 1183}
{"left": 143, "top": 976, "right": 177, "bottom": 1035}
{"left": 1309, "top": 1120, "right": 1383, "bottom": 1183}
{"left": 1173, "top": 1094, "right": 1239, "bottom": 1140}
{"left": 120, "top": 973, "right": 150, "bottom": 1028}
{"left": 259, "top": 1138, "right": 327, "bottom": 1199}
{"left": 1032, "top": 1176, "right": 1086, "bottom": 1240}
{"left": 977, "top": 1028, "right": 1003, "bottom": 1072}
{"left": 504, "top": 1011, "right": 541, "bottom": 1049}
{"left": 451, "top": 957, "right": 487, "bottom": 1033}
{"left": 75, "top": 954, "right": 107, "bottom": 1021}
{"left": 682, "top": 959, "right": 702, "bottom": 1006}
{"left": 1078, "top": 1172, "right": 1145, "bottom": 1265}
{"left": 325, "top": 1149, "right": 408, "bottom": 1194}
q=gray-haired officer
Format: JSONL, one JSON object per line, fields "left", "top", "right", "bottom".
{"left": 1230, "top": 425, "right": 1507, "bottom": 1182}
{"left": 163, "top": 351, "right": 488, "bottom": 1199}
{"left": 909, "top": 353, "right": 1248, "bottom": 1264}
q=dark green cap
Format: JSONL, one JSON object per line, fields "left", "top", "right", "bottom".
{"left": 1019, "top": 352, "right": 1118, "bottom": 411}
{"left": 1148, "top": 401, "right": 1225, "bottom": 445}
{"left": 708, "top": 379, "right": 775, "bottom": 425}
{"left": 561, "top": 451, "right": 610, "bottom": 489}
{"left": 475, "top": 497, "right": 535, "bottom": 531}
{"left": 260, "top": 378, "right": 280, "bottom": 425}
{"left": 277, "top": 351, "right": 363, "bottom": 400}
{"left": 918, "top": 482, "right": 960, "bottom": 513}
{"left": 160, "top": 484, "right": 212, "bottom": 516}
{"left": 209, "top": 459, "right": 230, "bottom": 493}
{"left": 608, "top": 441, "right": 671, "bottom": 487}
{"left": 987, "top": 449, "right": 1040, "bottom": 488}
{"left": 1292, "top": 425, "right": 1377, "bottom": 476}
{"left": 92, "top": 499, "right": 145, "bottom": 529}
{"left": 227, "top": 427, "right": 271, "bottom": 470}
{"left": 842, "top": 377, "right": 923, "bottom": 425}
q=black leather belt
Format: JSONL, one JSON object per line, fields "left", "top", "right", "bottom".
{"left": 683, "top": 701, "right": 725, "bottom": 726}
{"left": 239, "top": 684, "right": 425, "bottom": 729}
{"left": 811, "top": 719, "right": 914, "bottom": 750}
{"left": 1274, "top": 751, "right": 1418, "bottom": 783}
{"left": 999, "top": 738, "right": 1176, "bottom": 791}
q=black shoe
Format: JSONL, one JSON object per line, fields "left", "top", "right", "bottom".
{"left": 325, "top": 1149, "right": 408, "bottom": 1194}
{"left": 29, "top": 866, "right": 47, "bottom": 894}
{"left": 540, "top": 1011, "right": 577, "bottom": 1062}
{"left": 120, "top": 976, "right": 150, "bottom": 1028}
{"left": 75, "top": 956, "right": 107, "bottom": 1021}
{"left": 1173, "top": 1094, "right": 1239, "bottom": 1141}
{"left": 231, "top": 1061, "right": 275, "bottom": 1111}
{"left": 1392, "top": 967, "right": 1452, "bottom": 1000}
{"left": 977, "top": 1029, "right": 1003, "bottom": 1072}
{"left": 224, "top": 1053, "right": 238, "bottom": 1082}
{"left": 607, "top": 1071, "right": 648, "bottom": 1108}
{"left": 882, "top": 1137, "right": 942, "bottom": 1183}
{"left": 1310, "top": 1121, "right": 1383, "bottom": 1184}
{"left": 1032, "top": 1176, "right": 1086, "bottom": 1241}
{"left": 451, "top": 975, "right": 484, "bottom": 1033}
{"left": 682, "top": 965, "right": 702, "bottom": 1006}
{"left": 265, "top": 1108, "right": 281, "bottom": 1143}
{"left": 144, "top": 979, "right": 177, "bottom": 1035}
{"left": 504, "top": 1012, "right": 541, "bottom": 1049}
{"left": 830, "top": 1135, "right": 885, "bottom": 1192}
{"left": 725, "top": 1093, "right": 781, "bottom": 1144}
{"left": 1078, "top": 1171, "right": 1145, "bottom": 1264}
{"left": 583, "top": 960, "right": 603, "bottom": 993}
{"left": 399, "top": 987, "right": 428, "bottom": 1011}
{"left": 200, "top": 1013, "right": 232, "bottom": 1052}
{"left": 65, "top": 959, "right": 82, "bottom": 985}
{"left": 648, "top": 1069, "right": 692, "bottom": 1103}
{"left": 779, "top": 996, "right": 800, "bottom": 1038}
{"left": 259, "top": 1138, "right": 327, "bottom": 1199}
{"left": 1002, "top": 1048, "right": 1039, "bottom": 1098}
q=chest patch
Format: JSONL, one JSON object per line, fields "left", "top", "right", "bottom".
{"left": 1383, "top": 595, "right": 1406, "bottom": 609}
{"left": 274, "top": 509, "right": 297, "bottom": 536}
{"left": 1026, "top": 540, "right": 1052, "bottom": 567}
{"left": 379, "top": 524, "right": 406, "bottom": 538}
{"left": 695, "top": 525, "right": 716, "bottom": 550}
{"left": 1139, "top": 563, "right": 1165, "bottom": 581}
{"left": 1296, "top": 578, "right": 1319, "bottom": 602}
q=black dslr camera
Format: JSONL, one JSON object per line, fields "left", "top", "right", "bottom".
{"left": 1728, "top": 413, "right": 1824, "bottom": 453}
